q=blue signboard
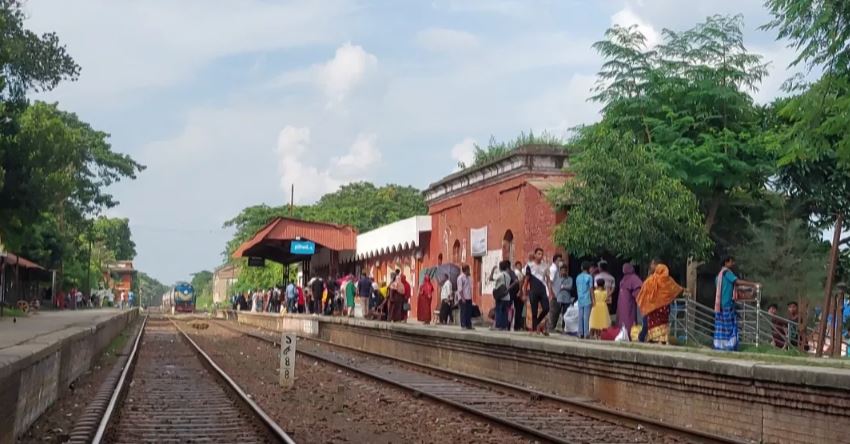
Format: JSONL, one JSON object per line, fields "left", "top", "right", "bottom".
{"left": 290, "top": 240, "right": 316, "bottom": 255}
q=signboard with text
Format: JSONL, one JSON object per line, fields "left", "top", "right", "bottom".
{"left": 290, "top": 240, "right": 316, "bottom": 255}
{"left": 247, "top": 257, "right": 265, "bottom": 267}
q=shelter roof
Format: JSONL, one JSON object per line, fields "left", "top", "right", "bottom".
{"left": 355, "top": 215, "right": 431, "bottom": 260}
{"left": 232, "top": 217, "right": 357, "bottom": 264}
{"left": 0, "top": 252, "right": 45, "bottom": 270}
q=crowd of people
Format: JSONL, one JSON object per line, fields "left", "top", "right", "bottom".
{"left": 50, "top": 288, "right": 134, "bottom": 310}
{"left": 229, "top": 250, "right": 782, "bottom": 351}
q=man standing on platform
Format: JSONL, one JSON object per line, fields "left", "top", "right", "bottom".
{"left": 457, "top": 265, "right": 473, "bottom": 330}
{"left": 285, "top": 281, "right": 297, "bottom": 313}
{"left": 357, "top": 273, "right": 372, "bottom": 318}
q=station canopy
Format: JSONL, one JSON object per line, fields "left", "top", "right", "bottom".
{"left": 231, "top": 217, "right": 357, "bottom": 265}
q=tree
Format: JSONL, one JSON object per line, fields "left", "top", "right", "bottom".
{"left": 191, "top": 270, "right": 214, "bottom": 309}
{"left": 91, "top": 217, "right": 136, "bottom": 260}
{"left": 550, "top": 127, "right": 711, "bottom": 265}
{"left": 590, "top": 16, "right": 774, "bottom": 236}
{"left": 732, "top": 197, "right": 828, "bottom": 308}
{"left": 133, "top": 272, "right": 168, "bottom": 307}
{"left": 763, "top": 0, "right": 850, "bottom": 76}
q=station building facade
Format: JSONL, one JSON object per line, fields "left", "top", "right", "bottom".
{"left": 342, "top": 146, "right": 569, "bottom": 317}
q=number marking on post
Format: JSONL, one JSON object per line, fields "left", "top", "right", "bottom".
{"left": 279, "top": 333, "right": 296, "bottom": 387}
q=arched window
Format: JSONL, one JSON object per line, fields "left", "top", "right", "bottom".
{"left": 452, "top": 240, "right": 461, "bottom": 264}
{"left": 502, "top": 230, "right": 514, "bottom": 262}
{"left": 437, "top": 253, "right": 443, "bottom": 265}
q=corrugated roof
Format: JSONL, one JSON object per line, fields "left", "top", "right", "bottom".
{"left": 232, "top": 217, "right": 357, "bottom": 264}
{"left": 0, "top": 252, "right": 45, "bottom": 270}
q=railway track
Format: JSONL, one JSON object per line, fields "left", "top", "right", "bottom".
{"left": 210, "top": 320, "right": 743, "bottom": 444}
{"left": 89, "top": 317, "right": 295, "bottom": 444}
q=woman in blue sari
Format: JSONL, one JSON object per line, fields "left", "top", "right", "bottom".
{"left": 714, "top": 256, "right": 758, "bottom": 351}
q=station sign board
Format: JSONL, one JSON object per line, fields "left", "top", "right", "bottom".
{"left": 290, "top": 240, "right": 316, "bottom": 255}
{"left": 247, "top": 257, "right": 265, "bottom": 267}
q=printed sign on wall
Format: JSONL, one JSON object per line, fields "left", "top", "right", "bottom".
{"left": 470, "top": 226, "right": 488, "bottom": 257}
{"left": 481, "top": 249, "right": 502, "bottom": 294}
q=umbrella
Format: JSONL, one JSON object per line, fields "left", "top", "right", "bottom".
{"left": 421, "top": 264, "right": 461, "bottom": 291}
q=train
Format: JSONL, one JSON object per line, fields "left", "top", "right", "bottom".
{"left": 161, "top": 282, "right": 195, "bottom": 314}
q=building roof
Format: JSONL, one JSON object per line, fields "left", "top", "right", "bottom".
{"left": 355, "top": 216, "right": 431, "bottom": 260}
{"left": 107, "top": 260, "right": 134, "bottom": 273}
{"left": 232, "top": 217, "right": 357, "bottom": 264}
{"left": 424, "top": 145, "right": 569, "bottom": 205}
{"left": 0, "top": 252, "right": 45, "bottom": 270}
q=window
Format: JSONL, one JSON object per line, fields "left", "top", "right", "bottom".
{"left": 452, "top": 240, "right": 461, "bottom": 264}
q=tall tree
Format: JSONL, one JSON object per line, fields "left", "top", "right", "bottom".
{"left": 732, "top": 197, "right": 828, "bottom": 308}
{"left": 551, "top": 127, "right": 711, "bottom": 265}
{"left": 590, "top": 16, "right": 774, "bottom": 237}
{"left": 91, "top": 217, "right": 136, "bottom": 260}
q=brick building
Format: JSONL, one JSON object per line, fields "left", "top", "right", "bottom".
{"left": 212, "top": 263, "right": 239, "bottom": 305}
{"left": 419, "top": 146, "right": 569, "bottom": 316}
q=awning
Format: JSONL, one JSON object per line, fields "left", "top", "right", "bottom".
{"left": 355, "top": 216, "right": 431, "bottom": 260}
{"left": 0, "top": 252, "right": 45, "bottom": 270}
{"left": 232, "top": 217, "right": 357, "bottom": 264}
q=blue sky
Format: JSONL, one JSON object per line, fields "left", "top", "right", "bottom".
{"left": 26, "top": 0, "right": 796, "bottom": 284}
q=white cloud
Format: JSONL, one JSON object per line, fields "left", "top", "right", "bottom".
{"left": 611, "top": 7, "right": 661, "bottom": 47}
{"left": 450, "top": 137, "right": 477, "bottom": 169}
{"left": 276, "top": 127, "right": 382, "bottom": 202}
{"left": 333, "top": 133, "right": 381, "bottom": 169}
{"left": 25, "top": 0, "right": 353, "bottom": 108}
{"left": 317, "top": 43, "right": 378, "bottom": 106}
{"left": 417, "top": 28, "right": 480, "bottom": 53}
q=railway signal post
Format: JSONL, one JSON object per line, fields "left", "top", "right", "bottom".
{"left": 280, "top": 332, "right": 296, "bottom": 388}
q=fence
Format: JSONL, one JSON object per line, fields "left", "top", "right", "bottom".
{"left": 669, "top": 292, "right": 848, "bottom": 356}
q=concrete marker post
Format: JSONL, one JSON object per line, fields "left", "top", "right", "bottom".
{"left": 279, "top": 332, "right": 296, "bottom": 388}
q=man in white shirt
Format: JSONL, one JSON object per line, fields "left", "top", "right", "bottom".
{"left": 457, "top": 265, "right": 473, "bottom": 330}
{"left": 439, "top": 275, "right": 454, "bottom": 324}
{"left": 524, "top": 248, "right": 554, "bottom": 335}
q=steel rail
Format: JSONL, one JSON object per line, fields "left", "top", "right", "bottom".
{"left": 92, "top": 315, "right": 148, "bottom": 444}
{"left": 171, "top": 320, "right": 297, "bottom": 444}
{"left": 213, "top": 320, "right": 743, "bottom": 444}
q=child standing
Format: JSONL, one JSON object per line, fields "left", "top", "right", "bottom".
{"left": 589, "top": 278, "right": 612, "bottom": 339}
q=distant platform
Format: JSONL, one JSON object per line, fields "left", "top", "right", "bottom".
{"left": 229, "top": 311, "right": 850, "bottom": 444}
{"left": 0, "top": 308, "right": 138, "bottom": 442}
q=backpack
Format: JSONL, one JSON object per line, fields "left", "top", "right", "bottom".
{"left": 493, "top": 271, "right": 509, "bottom": 301}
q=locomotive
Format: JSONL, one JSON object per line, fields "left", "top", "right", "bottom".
{"left": 161, "top": 281, "right": 195, "bottom": 314}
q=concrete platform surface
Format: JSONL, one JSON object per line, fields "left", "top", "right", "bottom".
{"left": 0, "top": 310, "right": 127, "bottom": 369}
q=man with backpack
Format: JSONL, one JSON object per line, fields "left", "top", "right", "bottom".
{"left": 489, "top": 260, "right": 517, "bottom": 330}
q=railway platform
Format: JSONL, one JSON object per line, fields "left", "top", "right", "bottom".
{"left": 0, "top": 308, "right": 138, "bottom": 442}
{"left": 228, "top": 310, "right": 850, "bottom": 444}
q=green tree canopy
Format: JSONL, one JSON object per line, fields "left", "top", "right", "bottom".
{"left": 91, "top": 217, "right": 136, "bottom": 260}
{"left": 590, "top": 15, "right": 774, "bottom": 238}
{"left": 732, "top": 197, "right": 828, "bottom": 308}
{"left": 551, "top": 127, "right": 711, "bottom": 265}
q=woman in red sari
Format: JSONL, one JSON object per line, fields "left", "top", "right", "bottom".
{"left": 417, "top": 276, "right": 434, "bottom": 324}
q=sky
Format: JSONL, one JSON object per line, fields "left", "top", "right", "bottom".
{"left": 25, "top": 0, "right": 796, "bottom": 285}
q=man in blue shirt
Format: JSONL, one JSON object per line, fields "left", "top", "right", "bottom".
{"left": 575, "top": 261, "right": 593, "bottom": 339}
{"left": 285, "top": 282, "right": 297, "bottom": 313}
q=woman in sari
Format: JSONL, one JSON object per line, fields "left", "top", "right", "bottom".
{"left": 617, "top": 263, "right": 642, "bottom": 333}
{"left": 636, "top": 262, "right": 683, "bottom": 344}
{"left": 401, "top": 274, "right": 412, "bottom": 321}
{"left": 417, "top": 276, "right": 434, "bottom": 324}
{"left": 388, "top": 274, "right": 406, "bottom": 322}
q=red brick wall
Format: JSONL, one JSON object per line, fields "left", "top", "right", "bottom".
{"left": 422, "top": 173, "right": 567, "bottom": 317}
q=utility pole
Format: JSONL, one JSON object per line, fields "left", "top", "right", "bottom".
{"left": 289, "top": 184, "right": 294, "bottom": 216}
{"left": 816, "top": 214, "right": 843, "bottom": 357}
